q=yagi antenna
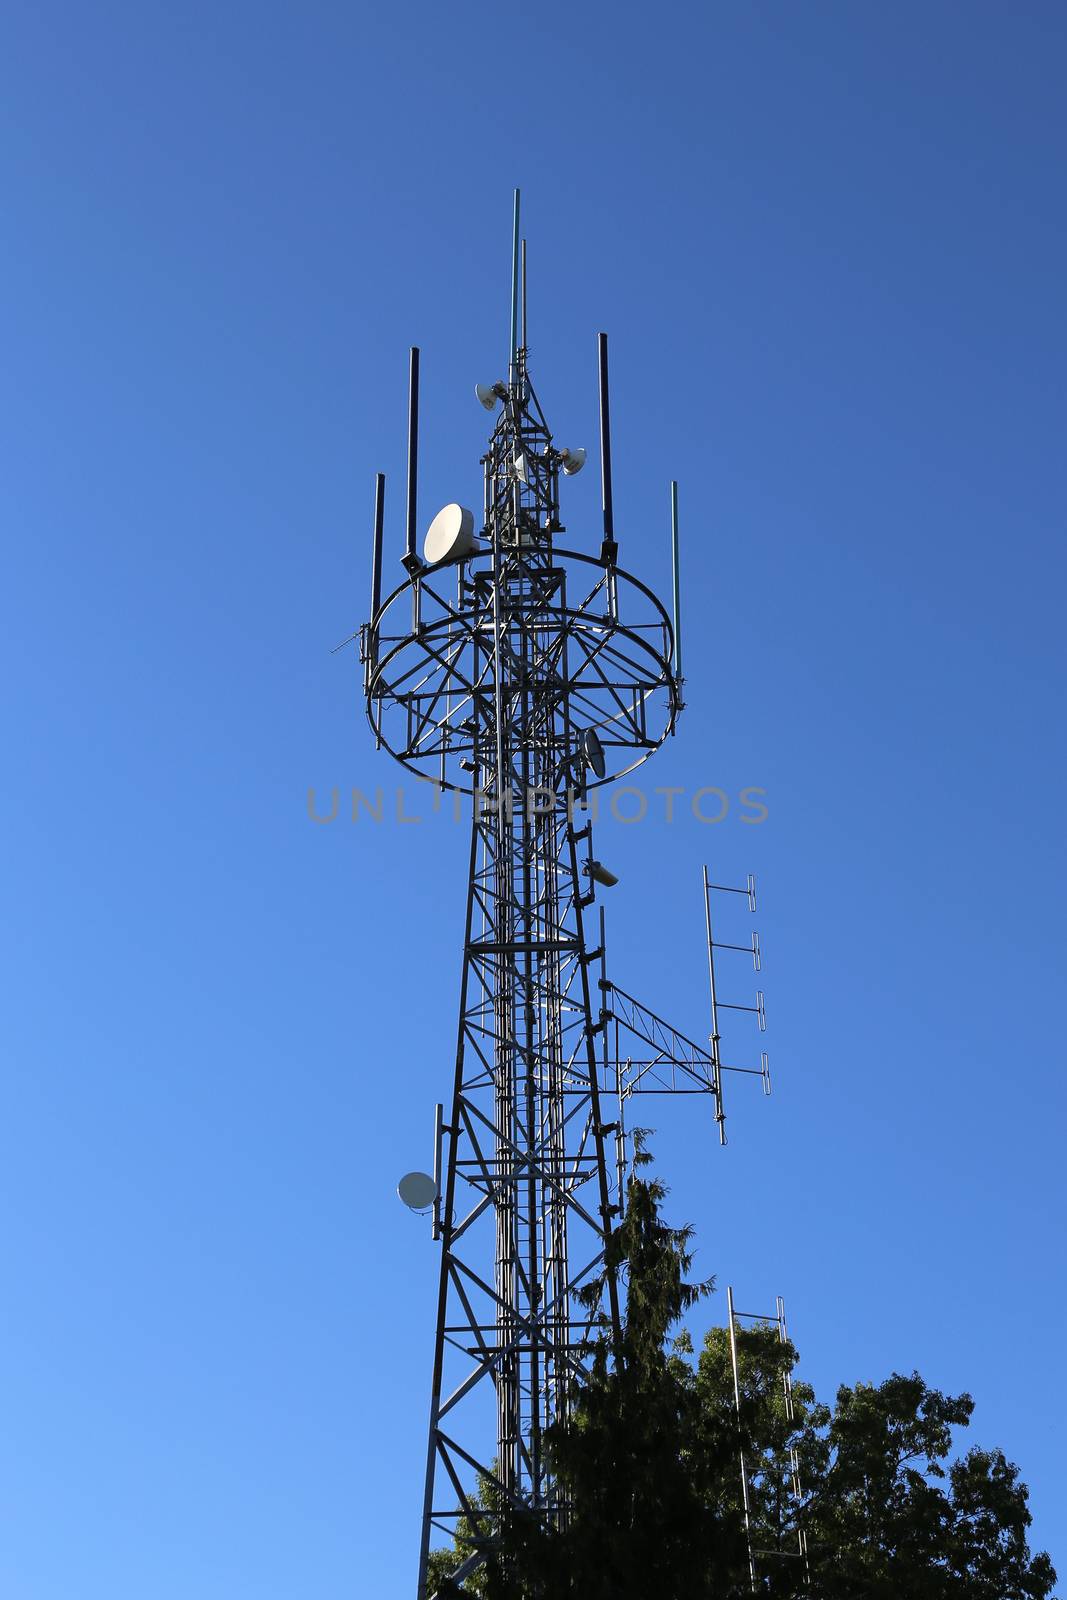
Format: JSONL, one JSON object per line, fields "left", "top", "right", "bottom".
{"left": 725, "top": 1288, "right": 811, "bottom": 1586}
{"left": 585, "top": 865, "right": 771, "bottom": 1153}
{"left": 703, "top": 864, "right": 772, "bottom": 1144}
{"left": 726, "top": 1284, "right": 758, "bottom": 1592}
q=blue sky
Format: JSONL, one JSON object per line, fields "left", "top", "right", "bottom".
{"left": 2, "top": 1, "right": 1065, "bottom": 1594}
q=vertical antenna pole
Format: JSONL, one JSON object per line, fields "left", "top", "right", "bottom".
{"left": 366, "top": 472, "right": 385, "bottom": 694}
{"left": 727, "top": 1285, "right": 757, "bottom": 1594}
{"left": 509, "top": 188, "right": 521, "bottom": 380}
{"left": 432, "top": 1102, "right": 443, "bottom": 1242}
{"left": 371, "top": 472, "right": 385, "bottom": 622}
{"left": 670, "top": 480, "right": 682, "bottom": 680}
{"left": 598, "top": 333, "right": 618, "bottom": 566}
{"left": 520, "top": 237, "right": 527, "bottom": 353}
{"left": 403, "top": 346, "right": 421, "bottom": 578}
{"left": 703, "top": 864, "right": 727, "bottom": 1145}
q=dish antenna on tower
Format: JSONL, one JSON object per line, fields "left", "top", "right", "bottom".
{"left": 397, "top": 1171, "right": 438, "bottom": 1212}
{"left": 423, "top": 503, "right": 479, "bottom": 565}
{"left": 475, "top": 381, "right": 508, "bottom": 411}
{"left": 581, "top": 727, "right": 606, "bottom": 779}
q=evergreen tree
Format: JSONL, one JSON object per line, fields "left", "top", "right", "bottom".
{"left": 427, "top": 1142, "right": 1057, "bottom": 1600}
{"left": 430, "top": 1134, "right": 746, "bottom": 1596}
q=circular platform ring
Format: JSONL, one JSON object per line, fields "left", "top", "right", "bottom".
{"left": 364, "top": 546, "right": 681, "bottom": 797}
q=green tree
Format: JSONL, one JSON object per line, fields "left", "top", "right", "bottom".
{"left": 495, "top": 1136, "right": 747, "bottom": 1598}
{"left": 428, "top": 1147, "right": 1057, "bottom": 1600}
{"left": 425, "top": 1474, "right": 498, "bottom": 1598}
{"left": 697, "top": 1321, "right": 1056, "bottom": 1598}
{"left": 797, "top": 1372, "right": 1056, "bottom": 1598}
{"left": 430, "top": 1135, "right": 746, "bottom": 1597}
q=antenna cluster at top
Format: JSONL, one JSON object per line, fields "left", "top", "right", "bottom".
{"left": 361, "top": 189, "right": 683, "bottom": 673}
{"left": 357, "top": 188, "right": 687, "bottom": 800}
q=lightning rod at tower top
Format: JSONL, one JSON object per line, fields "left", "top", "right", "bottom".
{"left": 353, "top": 189, "right": 771, "bottom": 1598}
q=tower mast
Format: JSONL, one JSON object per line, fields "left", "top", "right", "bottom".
{"left": 357, "top": 195, "right": 765, "bottom": 1595}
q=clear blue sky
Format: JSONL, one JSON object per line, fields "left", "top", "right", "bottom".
{"left": 2, "top": 2, "right": 1064, "bottom": 1594}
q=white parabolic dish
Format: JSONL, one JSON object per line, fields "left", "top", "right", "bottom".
{"left": 397, "top": 1170, "right": 438, "bottom": 1211}
{"left": 424, "top": 503, "right": 477, "bottom": 565}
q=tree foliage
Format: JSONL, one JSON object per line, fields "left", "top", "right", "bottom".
{"left": 483, "top": 1135, "right": 747, "bottom": 1598}
{"left": 429, "top": 1135, "right": 743, "bottom": 1598}
{"left": 706, "top": 1326, "right": 1057, "bottom": 1599}
{"left": 429, "top": 1144, "right": 1057, "bottom": 1599}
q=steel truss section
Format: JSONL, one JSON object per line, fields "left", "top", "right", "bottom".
{"left": 361, "top": 341, "right": 702, "bottom": 1598}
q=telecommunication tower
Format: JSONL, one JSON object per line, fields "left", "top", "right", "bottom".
{"left": 355, "top": 193, "right": 768, "bottom": 1597}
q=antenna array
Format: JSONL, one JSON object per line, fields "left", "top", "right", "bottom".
{"left": 353, "top": 191, "right": 779, "bottom": 1598}
{"left": 725, "top": 1287, "right": 811, "bottom": 1589}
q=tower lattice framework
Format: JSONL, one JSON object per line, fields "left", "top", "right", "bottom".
{"left": 357, "top": 239, "right": 740, "bottom": 1595}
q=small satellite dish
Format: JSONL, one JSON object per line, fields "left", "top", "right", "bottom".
{"left": 559, "top": 446, "right": 587, "bottom": 477}
{"left": 475, "top": 381, "right": 508, "bottom": 411}
{"left": 581, "top": 728, "right": 606, "bottom": 779}
{"left": 397, "top": 1171, "right": 438, "bottom": 1212}
{"left": 588, "top": 860, "right": 619, "bottom": 888}
{"left": 424, "top": 504, "right": 478, "bottom": 565}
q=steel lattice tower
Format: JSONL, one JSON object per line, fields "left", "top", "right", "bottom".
{"left": 356, "top": 197, "right": 756, "bottom": 1597}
